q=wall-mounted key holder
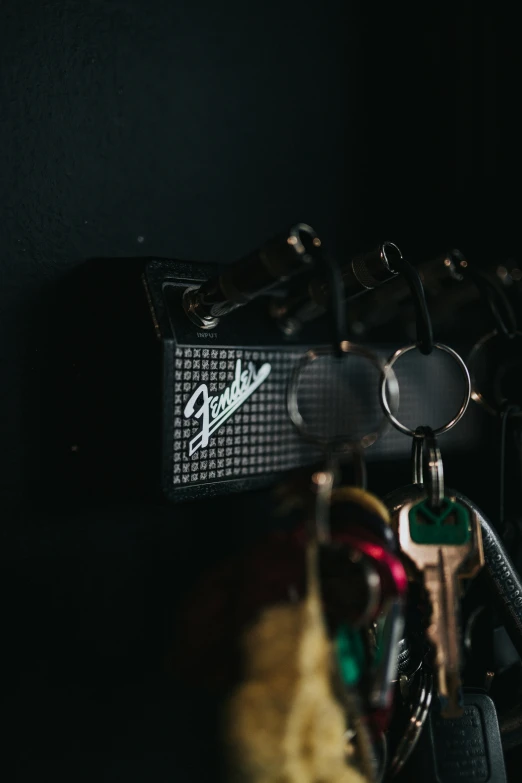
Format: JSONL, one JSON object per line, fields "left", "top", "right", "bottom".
{"left": 42, "top": 236, "right": 485, "bottom": 507}
{"left": 148, "top": 260, "right": 484, "bottom": 503}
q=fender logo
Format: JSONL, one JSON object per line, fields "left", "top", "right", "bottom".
{"left": 183, "top": 359, "right": 271, "bottom": 456}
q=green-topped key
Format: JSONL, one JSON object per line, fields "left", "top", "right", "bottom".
{"left": 398, "top": 496, "right": 483, "bottom": 719}
{"left": 409, "top": 498, "right": 471, "bottom": 546}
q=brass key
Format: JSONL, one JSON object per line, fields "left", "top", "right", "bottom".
{"left": 397, "top": 496, "right": 482, "bottom": 718}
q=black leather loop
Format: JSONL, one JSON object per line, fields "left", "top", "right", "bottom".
{"left": 392, "top": 255, "right": 434, "bottom": 355}
{"left": 454, "top": 251, "right": 518, "bottom": 338}
{"left": 320, "top": 250, "right": 348, "bottom": 358}
{"left": 499, "top": 403, "right": 521, "bottom": 532}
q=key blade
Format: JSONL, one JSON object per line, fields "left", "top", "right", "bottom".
{"left": 440, "top": 672, "right": 464, "bottom": 719}
{"left": 423, "top": 551, "right": 465, "bottom": 719}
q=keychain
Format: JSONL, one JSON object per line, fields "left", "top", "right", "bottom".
{"left": 222, "top": 326, "right": 406, "bottom": 781}
{"left": 223, "top": 481, "right": 369, "bottom": 783}
{"left": 375, "top": 254, "right": 488, "bottom": 717}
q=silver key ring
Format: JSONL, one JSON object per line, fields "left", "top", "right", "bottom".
{"left": 467, "top": 329, "right": 522, "bottom": 417}
{"left": 380, "top": 342, "right": 471, "bottom": 437}
{"left": 411, "top": 426, "right": 444, "bottom": 508}
{"left": 287, "top": 340, "right": 400, "bottom": 453}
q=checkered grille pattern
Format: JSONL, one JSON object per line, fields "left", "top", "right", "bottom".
{"left": 172, "top": 347, "right": 317, "bottom": 486}
{"left": 295, "top": 353, "right": 383, "bottom": 445}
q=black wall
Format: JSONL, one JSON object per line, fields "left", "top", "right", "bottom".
{"left": 1, "top": 3, "right": 518, "bottom": 780}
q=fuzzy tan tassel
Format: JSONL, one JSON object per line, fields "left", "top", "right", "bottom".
{"left": 223, "top": 544, "right": 368, "bottom": 783}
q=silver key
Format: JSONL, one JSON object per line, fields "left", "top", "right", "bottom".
{"left": 397, "top": 495, "right": 483, "bottom": 717}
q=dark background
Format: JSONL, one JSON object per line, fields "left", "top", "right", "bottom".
{"left": 1, "top": 2, "right": 519, "bottom": 780}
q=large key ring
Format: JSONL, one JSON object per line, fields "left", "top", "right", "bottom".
{"left": 468, "top": 329, "right": 522, "bottom": 417}
{"left": 287, "top": 340, "right": 400, "bottom": 454}
{"left": 411, "top": 426, "right": 444, "bottom": 508}
{"left": 380, "top": 343, "right": 471, "bottom": 437}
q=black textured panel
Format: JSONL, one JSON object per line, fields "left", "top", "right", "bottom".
{"left": 432, "top": 704, "right": 490, "bottom": 782}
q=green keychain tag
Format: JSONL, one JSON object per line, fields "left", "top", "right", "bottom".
{"left": 336, "top": 624, "right": 365, "bottom": 687}
{"left": 409, "top": 498, "right": 471, "bottom": 545}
